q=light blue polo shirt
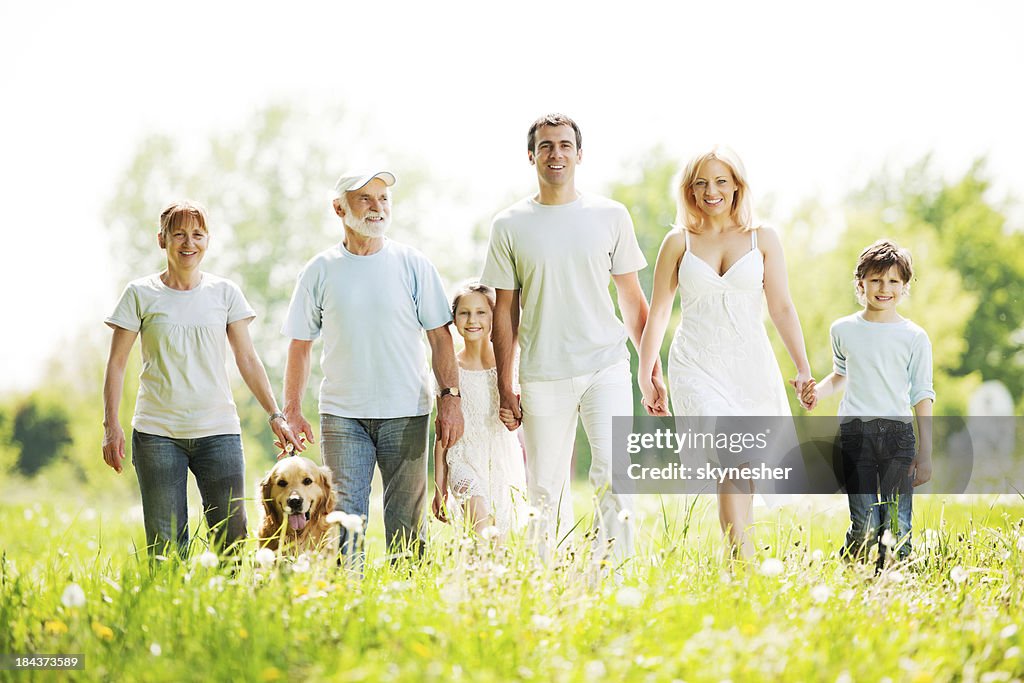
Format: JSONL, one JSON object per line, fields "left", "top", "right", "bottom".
{"left": 282, "top": 238, "right": 452, "bottom": 419}
{"left": 831, "top": 312, "right": 936, "bottom": 419}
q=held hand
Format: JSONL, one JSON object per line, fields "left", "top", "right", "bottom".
{"left": 498, "top": 408, "right": 520, "bottom": 430}
{"left": 270, "top": 417, "right": 306, "bottom": 459}
{"left": 498, "top": 390, "right": 522, "bottom": 432}
{"left": 790, "top": 375, "right": 817, "bottom": 411}
{"left": 431, "top": 487, "right": 449, "bottom": 523}
{"left": 436, "top": 395, "right": 465, "bottom": 449}
{"left": 639, "top": 375, "right": 669, "bottom": 417}
{"left": 283, "top": 407, "right": 315, "bottom": 448}
{"left": 101, "top": 424, "right": 126, "bottom": 474}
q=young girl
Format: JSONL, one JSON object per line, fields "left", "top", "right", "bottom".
{"left": 431, "top": 283, "right": 526, "bottom": 540}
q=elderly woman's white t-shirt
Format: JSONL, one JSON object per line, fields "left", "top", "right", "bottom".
{"left": 106, "top": 273, "right": 256, "bottom": 439}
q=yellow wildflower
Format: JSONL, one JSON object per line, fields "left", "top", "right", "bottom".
{"left": 44, "top": 619, "right": 68, "bottom": 635}
{"left": 91, "top": 621, "right": 114, "bottom": 641}
{"left": 261, "top": 667, "right": 282, "bottom": 681}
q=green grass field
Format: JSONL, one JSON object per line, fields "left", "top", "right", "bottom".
{"left": 2, "top": 490, "right": 1023, "bottom": 682}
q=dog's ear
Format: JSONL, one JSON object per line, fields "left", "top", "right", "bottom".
{"left": 316, "top": 465, "right": 336, "bottom": 518}
{"left": 258, "top": 472, "right": 280, "bottom": 534}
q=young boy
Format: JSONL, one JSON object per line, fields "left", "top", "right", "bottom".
{"left": 802, "top": 240, "right": 934, "bottom": 567}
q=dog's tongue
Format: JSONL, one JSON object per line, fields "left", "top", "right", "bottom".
{"left": 288, "top": 513, "right": 307, "bottom": 531}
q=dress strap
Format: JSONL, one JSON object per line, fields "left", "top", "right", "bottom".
{"left": 684, "top": 229, "right": 692, "bottom": 251}
{"left": 750, "top": 229, "right": 758, "bottom": 250}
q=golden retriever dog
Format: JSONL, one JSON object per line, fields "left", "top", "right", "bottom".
{"left": 258, "top": 456, "right": 336, "bottom": 553}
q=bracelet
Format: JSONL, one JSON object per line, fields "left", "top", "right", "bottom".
{"left": 268, "top": 411, "right": 286, "bottom": 425}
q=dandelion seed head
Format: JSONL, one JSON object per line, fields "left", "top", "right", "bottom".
{"left": 880, "top": 529, "right": 896, "bottom": 548}
{"left": 255, "top": 547, "right": 276, "bottom": 568}
{"left": 811, "top": 549, "right": 824, "bottom": 562}
{"left": 480, "top": 525, "right": 500, "bottom": 540}
{"left": 61, "top": 583, "right": 86, "bottom": 609}
{"left": 950, "top": 566, "right": 968, "bottom": 584}
{"left": 811, "top": 584, "right": 831, "bottom": 604}
{"left": 196, "top": 551, "right": 219, "bottom": 569}
{"left": 760, "top": 558, "right": 784, "bottom": 577}
{"left": 617, "top": 508, "right": 632, "bottom": 523}
{"left": 150, "top": 643, "right": 162, "bottom": 656}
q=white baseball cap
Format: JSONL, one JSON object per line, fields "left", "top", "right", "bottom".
{"left": 334, "top": 171, "right": 396, "bottom": 195}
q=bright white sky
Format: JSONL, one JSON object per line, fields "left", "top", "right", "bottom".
{"left": 1, "top": 1, "right": 1022, "bottom": 391}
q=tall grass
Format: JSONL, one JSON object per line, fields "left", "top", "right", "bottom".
{"left": 2, "top": 494, "right": 1023, "bottom": 682}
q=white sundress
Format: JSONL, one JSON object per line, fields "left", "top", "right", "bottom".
{"left": 668, "top": 229, "right": 795, "bottom": 475}
{"left": 445, "top": 366, "right": 527, "bottom": 533}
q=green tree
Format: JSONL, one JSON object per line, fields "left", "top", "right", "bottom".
{"left": 11, "top": 397, "right": 72, "bottom": 476}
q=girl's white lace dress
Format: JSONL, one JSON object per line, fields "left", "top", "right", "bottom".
{"left": 445, "top": 366, "right": 527, "bottom": 532}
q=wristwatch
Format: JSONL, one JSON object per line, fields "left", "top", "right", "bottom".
{"left": 439, "top": 387, "right": 461, "bottom": 399}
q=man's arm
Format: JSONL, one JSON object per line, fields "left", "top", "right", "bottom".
{"left": 612, "top": 271, "right": 666, "bottom": 410}
{"left": 425, "top": 324, "right": 464, "bottom": 448}
{"left": 282, "top": 339, "right": 316, "bottom": 446}
{"left": 493, "top": 288, "right": 521, "bottom": 430}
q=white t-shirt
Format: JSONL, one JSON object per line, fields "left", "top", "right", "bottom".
{"left": 831, "top": 312, "right": 936, "bottom": 419}
{"left": 281, "top": 238, "right": 452, "bottom": 419}
{"left": 481, "top": 193, "right": 647, "bottom": 382}
{"left": 106, "top": 273, "right": 256, "bottom": 439}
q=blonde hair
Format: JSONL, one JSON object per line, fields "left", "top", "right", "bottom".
{"left": 674, "top": 146, "right": 753, "bottom": 233}
{"left": 159, "top": 200, "right": 208, "bottom": 240}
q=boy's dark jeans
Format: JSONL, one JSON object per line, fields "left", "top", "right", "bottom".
{"left": 839, "top": 418, "right": 915, "bottom": 566}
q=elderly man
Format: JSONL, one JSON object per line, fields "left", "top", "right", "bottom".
{"left": 282, "top": 170, "right": 463, "bottom": 562}
{"left": 482, "top": 114, "right": 662, "bottom": 564}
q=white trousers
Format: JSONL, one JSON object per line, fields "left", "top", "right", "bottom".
{"left": 520, "top": 359, "right": 634, "bottom": 563}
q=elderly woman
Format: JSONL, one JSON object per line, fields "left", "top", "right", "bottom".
{"left": 102, "top": 200, "right": 301, "bottom": 557}
{"left": 638, "top": 147, "right": 813, "bottom": 560}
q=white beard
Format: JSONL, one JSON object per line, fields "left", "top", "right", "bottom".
{"left": 345, "top": 212, "right": 390, "bottom": 238}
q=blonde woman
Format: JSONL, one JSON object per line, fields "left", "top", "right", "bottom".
{"left": 638, "top": 147, "right": 812, "bottom": 559}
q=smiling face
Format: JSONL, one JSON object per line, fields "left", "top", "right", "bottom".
{"left": 858, "top": 265, "right": 907, "bottom": 313}
{"left": 691, "top": 158, "right": 738, "bottom": 218}
{"left": 337, "top": 177, "right": 391, "bottom": 238}
{"left": 158, "top": 217, "right": 208, "bottom": 270}
{"left": 529, "top": 123, "right": 582, "bottom": 189}
{"left": 453, "top": 291, "right": 493, "bottom": 343}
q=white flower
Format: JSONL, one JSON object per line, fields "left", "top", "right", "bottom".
{"left": 150, "top": 643, "right": 162, "bottom": 657}
{"left": 615, "top": 586, "right": 644, "bottom": 608}
{"left": 1001, "top": 624, "right": 1018, "bottom": 639}
{"left": 61, "top": 583, "right": 86, "bottom": 608}
{"left": 196, "top": 551, "right": 219, "bottom": 569}
{"left": 523, "top": 505, "right": 541, "bottom": 519}
{"left": 759, "top": 558, "right": 784, "bottom": 577}
{"left": 617, "top": 508, "right": 632, "bottom": 523}
{"left": 886, "top": 570, "right": 905, "bottom": 584}
{"left": 811, "top": 584, "right": 831, "bottom": 604}
{"left": 584, "top": 660, "right": 607, "bottom": 678}
{"left": 1016, "top": 535, "right": 1024, "bottom": 552}
{"left": 292, "top": 554, "right": 311, "bottom": 574}
{"left": 949, "top": 566, "right": 968, "bottom": 584}
{"left": 880, "top": 529, "right": 896, "bottom": 548}
{"left": 811, "top": 549, "right": 824, "bottom": 563}
{"left": 531, "top": 614, "right": 554, "bottom": 630}
{"left": 23, "top": 508, "right": 34, "bottom": 521}
{"left": 480, "top": 525, "right": 500, "bottom": 540}
{"left": 255, "top": 547, "right": 276, "bottom": 568}
{"left": 327, "top": 511, "right": 364, "bottom": 534}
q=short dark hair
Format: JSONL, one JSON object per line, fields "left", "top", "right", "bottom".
{"left": 854, "top": 239, "right": 914, "bottom": 282}
{"left": 527, "top": 113, "right": 582, "bottom": 154}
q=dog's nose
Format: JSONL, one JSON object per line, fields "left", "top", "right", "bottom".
{"left": 286, "top": 495, "right": 303, "bottom": 511}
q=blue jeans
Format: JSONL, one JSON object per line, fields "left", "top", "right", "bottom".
{"left": 320, "top": 414, "right": 428, "bottom": 562}
{"left": 840, "top": 419, "right": 915, "bottom": 565}
{"left": 132, "top": 430, "right": 247, "bottom": 557}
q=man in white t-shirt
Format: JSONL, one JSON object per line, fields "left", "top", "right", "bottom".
{"left": 481, "top": 114, "right": 665, "bottom": 563}
{"left": 282, "top": 170, "right": 463, "bottom": 563}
